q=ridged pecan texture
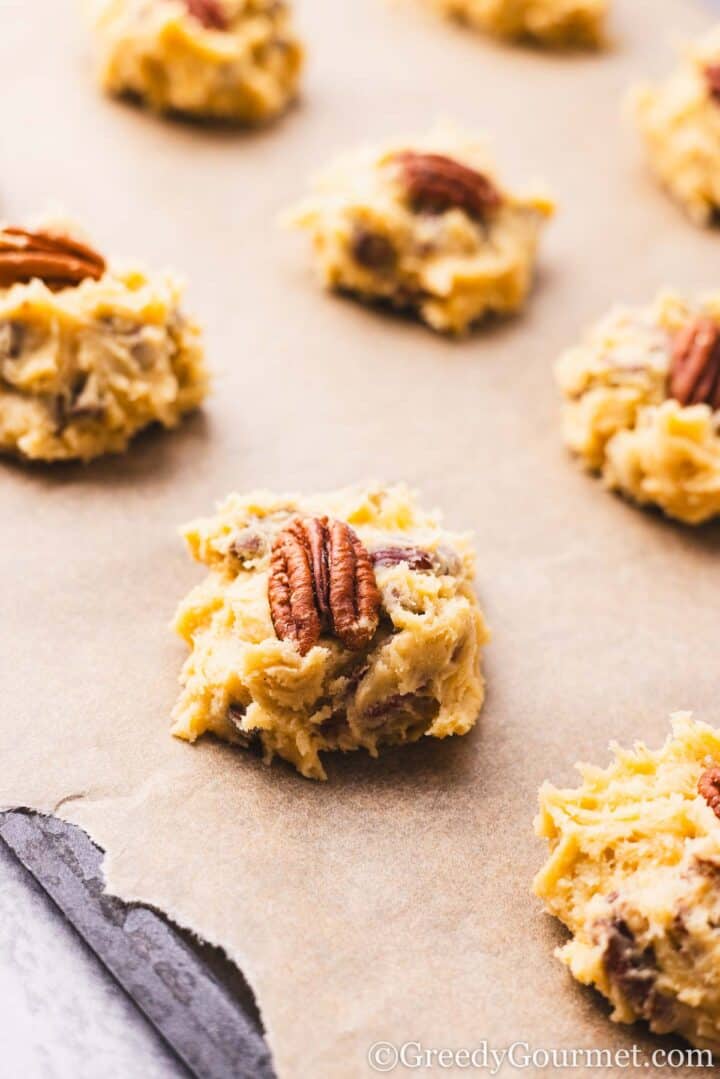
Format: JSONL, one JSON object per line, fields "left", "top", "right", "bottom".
{"left": 394, "top": 151, "right": 502, "bottom": 221}
{"left": 669, "top": 317, "right": 720, "bottom": 410}
{"left": 269, "top": 516, "right": 381, "bottom": 655}
{"left": 0, "top": 228, "right": 106, "bottom": 290}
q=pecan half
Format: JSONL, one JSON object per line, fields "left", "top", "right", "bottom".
{"left": 351, "top": 228, "right": 396, "bottom": 272}
{"left": 705, "top": 65, "right": 720, "bottom": 103}
{"left": 268, "top": 516, "right": 380, "bottom": 655}
{"left": 371, "top": 546, "right": 434, "bottom": 571}
{"left": 698, "top": 765, "right": 720, "bottom": 819}
{"left": 669, "top": 317, "right": 720, "bottom": 410}
{"left": 184, "top": 0, "right": 228, "bottom": 30}
{"left": 393, "top": 152, "right": 502, "bottom": 222}
{"left": 0, "top": 228, "right": 106, "bottom": 290}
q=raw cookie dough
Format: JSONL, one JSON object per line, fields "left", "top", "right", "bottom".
{"left": 555, "top": 291, "right": 720, "bottom": 524}
{"left": 534, "top": 714, "right": 720, "bottom": 1055}
{"left": 92, "top": 0, "right": 303, "bottom": 122}
{"left": 287, "top": 128, "right": 554, "bottom": 334}
{"left": 634, "top": 25, "right": 720, "bottom": 224}
{"left": 172, "top": 484, "right": 489, "bottom": 780}
{"left": 430, "top": 0, "right": 608, "bottom": 47}
{"left": 0, "top": 224, "right": 207, "bottom": 462}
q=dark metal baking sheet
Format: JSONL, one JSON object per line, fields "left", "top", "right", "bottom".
{"left": 0, "top": 810, "right": 274, "bottom": 1079}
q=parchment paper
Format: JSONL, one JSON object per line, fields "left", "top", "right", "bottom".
{"left": 2, "top": 1, "right": 719, "bottom": 1075}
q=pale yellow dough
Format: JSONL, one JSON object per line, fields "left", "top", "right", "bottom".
{"left": 535, "top": 715, "right": 720, "bottom": 1055}
{"left": 0, "top": 238, "right": 207, "bottom": 462}
{"left": 555, "top": 291, "right": 720, "bottom": 524}
{"left": 430, "top": 0, "right": 608, "bottom": 47}
{"left": 634, "top": 25, "right": 720, "bottom": 224}
{"left": 172, "top": 484, "right": 489, "bottom": 780}
{"left": 92, "top": 0, "right": 303, "bottom": 122}
{"left": 287, "top": 129, "right": 554, "bottom": 335}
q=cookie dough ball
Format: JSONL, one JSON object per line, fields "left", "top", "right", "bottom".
{"left": 431, "top": 0, "right": 608, "bottom": 47}
{"left": 287, "top": 129, "right": 554, "bottom": 334}
{"left": 534, "top": 714, "right": 720, "bottom": 1055}
{"left": 555, "top": 291, "right": 720, "bottom": 524}
{"left": 172, "top": 484, "right": 489, "bottom": 780}
{"left": 0, "top": 224, "right": 207, "bottom": 462}
{"left": 634, "top": 25, "right": 720, "bottom": 224}
{"left": 92, "top": 0, "right": 303, "bottom": 123}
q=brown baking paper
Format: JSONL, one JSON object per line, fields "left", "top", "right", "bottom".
{"left": 2, "top": 1, "right": 720, "bottom": 1075}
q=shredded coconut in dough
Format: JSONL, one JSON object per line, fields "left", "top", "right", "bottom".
{"left": 92, "top": 0, "right": 304, "bottom": 122}
{"left": 287, "top": 128, "right": 553, "bottom": 335}
{"left": 634, "top": 24, "right": 720, "bottom": 224}
{"left": 0, "top": 231, "right": 207, "bottom": 462}
{"left": 172, "top": 484, "right": 489, "bottom": 780}
{"left": 555, "top": 291, "right": 720, "bottom": 524}
{"left": 535, "top": 715, "right": 720, "bottom": 1055}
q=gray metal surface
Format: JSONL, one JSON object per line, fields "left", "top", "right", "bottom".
{"left": 0, "top": 811, "right": 274, "bottom": 1079}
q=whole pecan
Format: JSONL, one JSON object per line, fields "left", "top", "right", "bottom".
{"left": 705, "top": 64, "right": 720, "bottom": 103}
{"left": 268, "top": 516, "right": 380, "bottom": 655}
{"left": 0, "top": 228, "right": 106, "bottom": 290}
{"left": 698, "top": 765, "right": 720, "bottom": 819}
{"left": 668, "top": 317, "right": 720, "bottom": 410}
{"left": 393, "top": 151, "right": 502, "bottom": 222}
{"left": 184, "top": 0, "right": 228, "bottom": 30}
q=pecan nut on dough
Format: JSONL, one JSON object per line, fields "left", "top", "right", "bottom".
{"left": 287, "top": 128, "right": 554, "bottom": 335}
{"left": 634, "top": 24, "right": 720, "bottom": 224}
{"left": 91, "top": 0, "right": 304, "bottom": 123}
{"left": 555, "top": 291, "right": 720, "bottom": 524}
{"left": 0, "top": 222, "right": 207, "bottom": 463}
{"left": 171, "top": 485, "right": 489, "bottom": 780}
{"left": 534, "top": 715, "right": 720, "bottom": 1055}
{"left": 428, "top": 0, "right": 608, "bottom": 48}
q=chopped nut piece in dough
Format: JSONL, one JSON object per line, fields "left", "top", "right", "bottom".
{"left": 287, "top": 129, "right": 554, "bottom": 335}
{"left": 172, "top": 485, "right": 489, "bottom": 780}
